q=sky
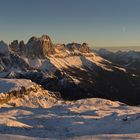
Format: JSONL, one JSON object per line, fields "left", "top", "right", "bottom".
{"left": 0, "top": 0, "right": 140, "bottom": 47}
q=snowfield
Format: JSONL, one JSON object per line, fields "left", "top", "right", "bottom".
{"left": 0, "top": 96, "right": 140, "bottom": 139}
{"left": 0, "top": 78, "right": 35, "bottom": 93}
{"left": 0, "top": 79, "right": 140, "bottom": 139}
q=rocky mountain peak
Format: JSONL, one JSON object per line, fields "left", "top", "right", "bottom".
{"left": 66, "top": 42, "right": 91, "bottom": 53}
{"left": 0, "top": 40, "right": 9, "bottom": 56}
{"left": 28, "top": 36, "right": 38, "bottom": 42}
{"left": 40, "top": 35, "right": 52, "bottom": 42}
{"left": 9, "top": 40, "right": 19, "bottom": 54}
{"left": 5, "top": 35, "right": 92, "bottom": 58}
{"left": 80, "top": 43, "right": 91, "bottom": 53}
{"left": 19, "top": 40, "right": 26, "bottom": 56}
{"left": 26, "top": 35, "right": 55, "bottom": 58}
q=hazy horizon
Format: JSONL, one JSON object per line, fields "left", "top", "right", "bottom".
{"left": 93, "top": 46, "right": 140, "bottom": 52}
{"left": 1, "top": 0, "right": 140, "bottom": 47}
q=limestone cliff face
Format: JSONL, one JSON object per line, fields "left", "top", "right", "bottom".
{"left": 25, "top": 35, "right": 91, "bottom": 57}
{"left": 0, "top": 41, "right": 10, "bottom": 71}
{"left": 26, "top": 36, "right": 40, "bottom": 58}
{"left": 9, "top": 40, "right": 26, "bottom": 56}
{"left": 9, "top": 40, "right": 19, "bottom": 54}
{"left": 40, "top": 35, "right": 55, "bottom": 56}
{"left": 0, "top": 41, "right": 9, "bottom": 56}
{"left": 9, "top": 35, "right": 91, "bottom": 58}
{"left": 26, "top": 35, "right": 55, "bottom": 58}
{"left": 19, "top": 40, "right": 26, "bottom": 56}
{"left": 0, "top": 35, "right": 92, "bottom": 73}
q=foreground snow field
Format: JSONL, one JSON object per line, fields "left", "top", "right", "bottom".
{"left": 0, "top": 78, "right": 140, "bottom": 139}
{"left": 0, "top": 97, "right": 140, "bottom": 139}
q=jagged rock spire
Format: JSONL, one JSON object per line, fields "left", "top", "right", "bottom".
{"left": 0, "top": 40, "right": 9, "bottom": 56}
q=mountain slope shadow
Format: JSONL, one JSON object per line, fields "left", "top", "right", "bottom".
{"left": 61, "top": 55, "right": 140, "bottom": 105}
{"left": 15, "top": 55, "right": 140, "bottom": 105}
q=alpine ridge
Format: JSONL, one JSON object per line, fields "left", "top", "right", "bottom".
{"left": 0, "top": 35, "right": 140, "bottom": 105}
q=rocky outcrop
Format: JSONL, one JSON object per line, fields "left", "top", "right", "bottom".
{"left": 0, "top": 79, "right": 59, "bottom": 107}
{"left": 54, "top": 44, "right": 66, "bottom": 52}
{"left": 0, "top": 64, "right": 4, "bottom": 72}
{"left": 9, "top": 40, "right": 26, "bottom": 56}
{"left": 19, "top": 40, "right": 26, "bottom": 56}
{"left": 66, "top": 42, "right": 91, "bottom": 53}
{"left": 26, "top": 35, "right": 55, "bottom": 58}
{"left": 40, "top": 35, "right": 55, "bottom": 56}
{"left": 0, "top": 41, "right": 9, "bottom": 56}
{"left": 66, "top": 43, "right": 81, "bottom": 52}
{"left": 9, "top": 40, "right": 19, "bottom": 54}
{"left": 8, "top": 35, "right": 91, "bottom": 58}
{"left": 0, "top": 41, "right": 10, "bottom": 71}
{"left": 80, "top": 43, "right": 91, "bottom": 53}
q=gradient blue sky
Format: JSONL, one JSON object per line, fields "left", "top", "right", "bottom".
{"left": 0, "top": 0, "right": 140, "bottom": 47}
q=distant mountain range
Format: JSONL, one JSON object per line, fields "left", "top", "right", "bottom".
{"left": 0, "top": 35, "right": 140, "bottom": 105}
{"left": 94, "top": 46, "right": 140, "bottom": 52}
{"left": 95, "top": 48, "right": 140, "bottom": 73}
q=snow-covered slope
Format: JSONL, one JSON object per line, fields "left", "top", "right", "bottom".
{"left": 0, "top": 79, "right": 139, "bottom": 139}
{"left": 0, "top": 78, "right": 35, "bottom": 93}
{"left": 0, "top": 97, "right": 140, "bottom": 139}
{"left": 0, "top": 35, "right": 127, "bottom": 73}
{"left": 0, "top": 78, "right": 59, "bottom": 108}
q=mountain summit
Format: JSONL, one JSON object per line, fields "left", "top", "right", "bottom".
{"left": 8, "top": 35, "right": 91, "bottom": 58}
